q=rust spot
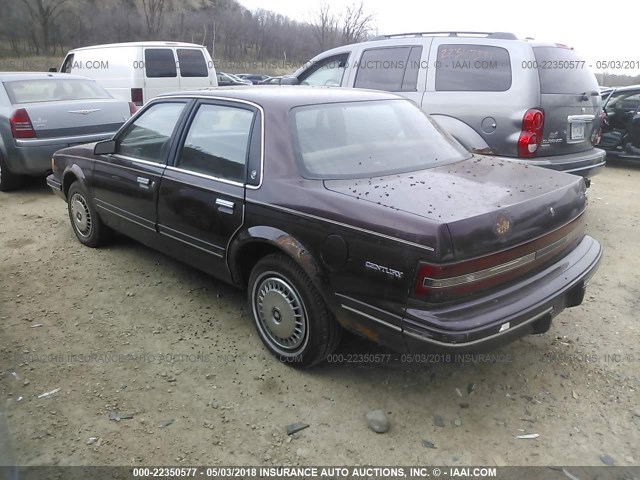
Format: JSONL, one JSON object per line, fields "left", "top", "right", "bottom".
{"left": 335, "top": 310, "right": 381, "bottom": 343}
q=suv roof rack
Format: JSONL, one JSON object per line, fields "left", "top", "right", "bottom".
{"left": 369, "top": 31, "right": 518, "bottom": 41}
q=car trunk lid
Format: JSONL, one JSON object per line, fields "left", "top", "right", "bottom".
{"left": 323, "top": 156, "right": 587, "bottom": 260}
{"left": 15, "top": 99, "right": 129, "bottom": 139}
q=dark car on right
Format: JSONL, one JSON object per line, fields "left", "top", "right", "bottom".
{"left": 598, "top": 85, "right": 640, "bottom": 160}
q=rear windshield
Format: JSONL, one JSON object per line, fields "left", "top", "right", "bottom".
{"left": 4, "top": 78, "right": 112, "bottom": 104}
{"left": 290, "top": 100, "right": 470, "bottom": 179}
{"left": 533, "top": 47, "right": 599, "bottom": 95}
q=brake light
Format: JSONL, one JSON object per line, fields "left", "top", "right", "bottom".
{"left": 128, "top": 102, "right": 138, "bottom": 116}
{"left": 518, "top": 108, "right": 544, "bottom": 158}
{"left": 10, "top": 108, "right": 36, "bottom": 139}
{"left": 413, "top": 215, "right": 585, "bottom": 303}
{"left": 131, "top": 88, "right": 143, "bottom": 106}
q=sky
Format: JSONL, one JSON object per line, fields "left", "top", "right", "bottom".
{"left": 238, "top": 0, "right": 639, "bottom": 76}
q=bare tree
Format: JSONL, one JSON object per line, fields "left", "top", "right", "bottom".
{"left": 341, "top": 2, "right": 373, "bottom": 44}
{"left": 310, "top": 3, "right": 338, "bottom": 51}
{"left": 19, "top": 0, "right": 68, "bottom": 54}
{"left": 140, "top": 0, "right": 166, "bottom": 37}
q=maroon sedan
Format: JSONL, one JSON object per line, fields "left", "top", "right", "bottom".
{"left": 47, "top": 86, "right": 602, "bottom": 367}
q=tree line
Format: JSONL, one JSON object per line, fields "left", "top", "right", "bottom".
{"left": 0, "top": 0, "right": 374, "bottom": 66}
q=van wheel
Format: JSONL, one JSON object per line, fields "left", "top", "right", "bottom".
{"left": 0, "top": 156, "right": 22, "bottom": 192}
{"left": 67, "top": 182, "right": 111, "bottom": 247}
{"left": 248, "top": 253, "right": 342, "bottom": 368}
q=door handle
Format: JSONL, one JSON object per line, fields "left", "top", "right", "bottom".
{"left": 136, "top": 176, "right": 150, "bottom": 188}
{"left": 215, "top": 198, "right": 235, "bottom": 212}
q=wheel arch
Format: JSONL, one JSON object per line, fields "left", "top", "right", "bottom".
{"left": 228, "top": 226, "right": 327, "bottom": 297}
{"left": 430, "top": 114, "right": 490, "bottom": 151}
{"left": 61, "top": 164, "right": 87, "bottom": 199}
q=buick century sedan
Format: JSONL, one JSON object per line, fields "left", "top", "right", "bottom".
{"left": 47, "top": 87, "right": 602, "bottom": 367}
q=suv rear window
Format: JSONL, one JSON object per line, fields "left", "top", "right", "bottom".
{"left": 533, "top": 47, "right": 599, "bottom": 95}
{"left": 177, "top": 49, "right": 209, "bottom": 77}
{"left": 354, "top": 46, "right": 422, "bottom": 92}
{"left": 290, "top": 99, "right": 469, "bottom": 179}
{"left": 435, "top": 44, "right": 512, "bottom": 92}
{"left": 4, "top": 79, "right": 112, "bottom": 104}
{"left": 145, "top": 49, "right": 177, "bottom": 78}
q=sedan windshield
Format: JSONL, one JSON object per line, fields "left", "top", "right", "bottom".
{"left": 290, "top": 99, "right": 470, "bottom": 179}
{"left": 4, "top": 78, "right": 112, "bottom": 104}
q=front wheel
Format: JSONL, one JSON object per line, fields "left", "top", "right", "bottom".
{"left": 248, "top": 253, "right": 342, "bottom": 368}
{"left": 67, "top": 182, "right": 111, "bottom": 247}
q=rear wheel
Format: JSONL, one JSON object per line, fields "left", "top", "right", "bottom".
{"left": 67, "top": 182, "right": 111, "bottom": 247}
{"left": 0, "top": 156, "right": 23, "bottom": 192}
{"left": 248, "top": 253, "right": 342, "bottom": 368}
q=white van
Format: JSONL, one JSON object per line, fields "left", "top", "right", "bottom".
{"left": 59, "top": 41, "right": 217, "bottom": 106}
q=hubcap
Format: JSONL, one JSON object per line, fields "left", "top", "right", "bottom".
{"left": 253, "top": 274, "right": 307, "bottom": 353}
{"left": 70, "top": 193, "right": 92, "bottom": 238}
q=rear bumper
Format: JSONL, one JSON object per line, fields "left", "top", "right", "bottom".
{"left": 335, "top": 235, "right": 602, "bottom": 354}
{"left": 402, "top": 235, "right": 602, "bottom": 352}
{"left": 514, "top": 148, "right": 606, "bottom": 178}
{"left": 6, "top": 132, "right": 115, "bottom": 175}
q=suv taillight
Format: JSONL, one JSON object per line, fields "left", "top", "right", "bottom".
{"left": 10, "top": 108, "right": 36, "bottom": 139}
{"left": 131, "top": 88, "right": 143, "bottom": 106}
{"left": 518, "top": 108, "right": 544, "bottom": 158}
{"left": 128, "top": 102, "right": 138, "bottom": 116}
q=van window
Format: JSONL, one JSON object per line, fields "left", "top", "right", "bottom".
{"left": 354, "top": 46, "right": 422, "bottom": 92}
{"left": 298, "top": 53, "right": 349, "bottom": 87}
{"left": 177, "top": 49, "right": 209, "bottom": 77}
{"left": 435, "top": 44, "right": 512, "bottom": 92}
{"left": 61, "top": 54, "right": 74, "bottom": 73}
{"left": 533, "top": 47, "right": 599, "bottom": 95}
{"left": 145, "top": 49, "right": 177, "bottom": 78}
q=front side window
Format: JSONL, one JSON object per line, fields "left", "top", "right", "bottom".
{"left": 177, "top": 104, "right": 254, "bottom": 182}
{"left": 145, "top": 49, "right": 177, "bottom": 78}
{"left": 61, "top": 54, "right": 74, "bottom": 73}
{"left": 291, "top": 99, "right": 469, "bottom": 179}
{"left": 299, "top": 53, "right": 349, "bottom": 87}
{"left": 354, "top": 46, "right": 422, "bottom": 92}
{"left": 177, "top": 49, "right": 209, "bottom": 77}
{"left": 435, "top": 44, "right": 512, "bottom": 92}
{"left": 118, "top": 102, "right": 186, "bottom": 163}
{"left": 4, "top": 79, "right": 112, "bottom": 104}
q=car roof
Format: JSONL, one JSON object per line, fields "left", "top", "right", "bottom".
{"left": 157, "top": 85, "right": 403, "bottom": 108}
{"left": 0, "top": 72, "right": 94, "bottom": 82}
{"left": 70, "top": 41, "right": 206, "bottom": 52}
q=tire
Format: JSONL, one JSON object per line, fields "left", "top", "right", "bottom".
{"left": 248, "top": 253, "right": 342, "bottom": 368}
{"left": 0, "top": 156, "right": 23, "bottom": 192}
{"left": 67, "top": 182, "right": 111, "bottom": 247}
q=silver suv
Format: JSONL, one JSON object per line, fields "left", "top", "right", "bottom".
{"left": 286, "top": 31, "right": 606, "bottom": 181}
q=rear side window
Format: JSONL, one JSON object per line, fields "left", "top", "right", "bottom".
{"left": 435, "top": 44, "right": 512, "bottom": 92}
{"left": 177, "top": 49, "right": 209, "bottom": 77}
{"left": 533, "top": 47, "right": 599, "bottom": 95}
{"left": 4, "top": 79, "right": 112, "bottom": 104}
{"left": 145, "top": 49, "right": 177, "bottom": 78}
{"left": 177, "top": 104, "right": 254, "bottom": 182}
{"left": 354, "top": 46, "right": 422, "bottom": 92}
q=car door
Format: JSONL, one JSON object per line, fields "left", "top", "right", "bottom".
{"left": 157, "top": 100, "right": 260, "bottom": 281}
{"left": 143, "top": 47, "right": 179, "bottom": 100}
{"left": 91, "top": 100, "right": 189, "bottom": 248}
{"left": 176, "top": 48, "right": 213, "bottom": 90}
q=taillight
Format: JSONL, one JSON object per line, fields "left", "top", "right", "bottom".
{"left": 131, "top": 88, "right": 143, "bottom": 106}
{"left": 518, "top": 108, "right": 544, "bottom": 158}
{"left": 128, "top": 102, "right": 138, "bottom": 116}
{"left": 413, "top": 215, "right": 585, "bottom": 303}
{"left": 10, "top": 108, "right": 36, "bottom": 139}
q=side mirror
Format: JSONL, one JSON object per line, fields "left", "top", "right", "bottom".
{"left": 280, "top": 76, "right": 299, "bottom": 86}
{"left": 94, "top": 139, "right": 116, "bottom": 155}
{"left": 48, "top": 67, "right": 57, "bottom": 72}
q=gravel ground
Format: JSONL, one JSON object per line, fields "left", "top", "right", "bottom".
{"left": 1, "top": 162, "right": 639, "bottom": 467}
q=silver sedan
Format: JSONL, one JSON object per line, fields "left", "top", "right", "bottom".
{"left": 0, "top": 72, "right": 135, "bottom": 191}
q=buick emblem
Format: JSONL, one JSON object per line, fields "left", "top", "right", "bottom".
{"left": 68, "top": 108, "right": 101, "bottom": 115}
{"left": 549, "top": 207, "right": 555, "bottom": 217}
{"left": 494, "top": 214, "right": 511, "bottom": 237}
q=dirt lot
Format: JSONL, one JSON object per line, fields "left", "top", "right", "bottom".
{"left": 1, "top": 162, "right": 639, "bottom": 467}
